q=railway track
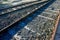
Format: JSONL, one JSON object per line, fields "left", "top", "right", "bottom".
{"left": 12, "top": 7, "right": 59, "bottom": 40}
{"left": 0, "top": 0, "right": 49, "bottom": 32}
{"left": 11, "top": 1, "right": 59, "bottom": 40}
{"left": 0, "top": 1, "right": 47, "bottom": 15}
{"left": 0, "top": 0, "right": 59, "bottom": 40}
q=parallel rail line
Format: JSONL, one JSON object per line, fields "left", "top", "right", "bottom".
{"left": 0, "top": 0, "right": 58, "bottom": 40}
{"left": 0, "top": 0, "right": 49, "bottom": 32}
{"left": 0, "top": 1, "right": 48, "bottom": 15}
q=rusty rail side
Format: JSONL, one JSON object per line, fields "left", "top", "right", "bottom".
{"left": 50, "top": 11, "right": 60, "bottom": 40}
